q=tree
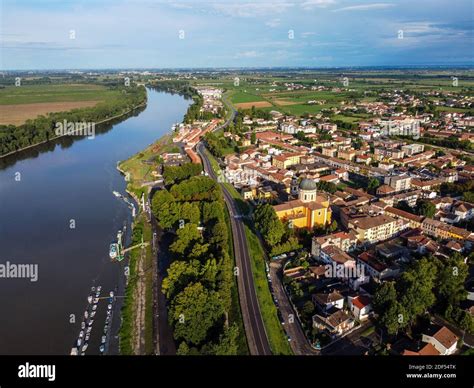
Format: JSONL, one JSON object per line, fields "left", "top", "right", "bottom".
{"left": 434, "top": 253, "right": 468, "bottom": 308}
{"left": 169, "top": 282, "right": 224, "bottom": 346}
{"left": 170, "top": 223, "right": 202, "bottom": 256}
{"left": 395, "top": 200, "right": 412, "bottom": 213}
{"left": 254, "top": 203, "right": 285, "bottom": 247}
{"left": 367, "top": 178, "right": 380, "bottom": 194}
{"left": 373, "top": 281, "right": 397, "bottom": 315}
{"left": 207, "top": 324, "right": 239, "bottom": 355}
{"left": 398, "top": 258, "right": 437, "bottom": 325}
{"left": 302, "top": 300, "right": 315, "bottom": 318}
{"left": 328, "top": 220, "right": 338, "bottom": 233}
{"left": 416, "top": 199, "right": 436, "bottom": 218}
{"left": 250, "top": 131, "right": 256, "bottom": 145}
{"left": 381, "top": 301, "right": 407, "bottom": 335}
{"left": 373, "top": 281, "right": 408, "bottom": 334}
{"left": 162, "top": 259, "right": 202, "bottom": 299}
{"left": 181, "top": 202, "right": 201, "bottom": 225}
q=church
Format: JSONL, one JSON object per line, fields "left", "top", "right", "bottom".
{"left": 273, "top": 178, "right": 332, "bottom": 229}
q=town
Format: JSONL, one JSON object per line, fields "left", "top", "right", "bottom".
{"left": 148, "top": 70, "right": 474, "bottom": 357}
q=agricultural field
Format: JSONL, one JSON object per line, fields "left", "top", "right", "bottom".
{"left": 200, "top": 70, "right": 474, "bottom": 117}
{"left": 0, "top": 83, "right": 122, "bottom": 125}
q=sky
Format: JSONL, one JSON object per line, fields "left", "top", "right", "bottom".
{"left": 1, "top": 0, "right": 473, "bottom": 70}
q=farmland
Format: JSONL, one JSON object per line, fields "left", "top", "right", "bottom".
{"left": 192, "top": 70, "right": 474, "bottom": 118}
{"left": 0, "top": 84, "right": 124, "bottom": 125}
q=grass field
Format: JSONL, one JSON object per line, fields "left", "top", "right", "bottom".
{"left": 0, "top": 83, "right": 122, "bottom": 125}
{"left": 244, "top": 225, "right": 293, "bottom": 355}
{"left": 199, "top": 70, "right": 474, "bottom": 119}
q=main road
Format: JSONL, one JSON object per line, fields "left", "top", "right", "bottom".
{"left": 197, "top": 142, "right": 272, "bottom": 355}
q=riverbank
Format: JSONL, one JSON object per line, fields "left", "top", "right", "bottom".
{"left": 116, "top": 119, "right": 182, "bottom": 355}
{"left": 0, "top": 100, "right": 147, "bottom": 159}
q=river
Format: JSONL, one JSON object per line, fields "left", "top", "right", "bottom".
{"left": 0, "top": 89, "right": 191, "bottom": 355}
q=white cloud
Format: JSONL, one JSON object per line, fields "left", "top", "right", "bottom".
{"left": 301, "top": 0, "right": 336, "bottom": 10}
{"left": 213, "top": 2, "right": 294, "bottom": 17}
{"left": 380, "top": 21, "right": 471, "bottom": 48}
{"left": 333, "top": 3, "right": 394, "bottom": 12}
{"left": 265, "top": 18, "right": 281, "bottom": 28}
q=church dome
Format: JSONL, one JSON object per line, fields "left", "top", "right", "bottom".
{"left": 299, "top": 178, "right": 317, "bottom": 191}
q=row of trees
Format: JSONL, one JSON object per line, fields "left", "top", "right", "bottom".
{"left": 162, "top": 163, "right": 202, "bottom": 185}
{"left": 237, "top": 106, "right": 272, "bottom": 121}
{"left": 151, "top": 172, "right": 239, "bottom": 354}
{"left": 373, "top": 254, "right": 472, "bottom": 336}
{"left": 418, "top": 135, "right": 473, "bottom": 152}
{"left": 204, "top": 132, "right": 236, "bottom": 158}
{"left": 395, "top": 198, "right": 438, "bottom": 219}
{"left": 254, "top": 203, "right": 301, "bottom": 256}
{"left": 0, "top": 84, "right": 146, "bottom": 156}
{"left": 441, "top": 181, "right": 474, "bottom": 204}
{"left": 316, "top": 180, "right": 337, "bottom": 195}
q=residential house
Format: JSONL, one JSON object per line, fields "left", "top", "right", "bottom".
{"left": 421, "top": 326, "right": 458, "bottom": 355}
{"left": 347, "top": 295, "right": 372, "bottom": 321}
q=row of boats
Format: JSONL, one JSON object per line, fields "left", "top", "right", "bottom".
{"left": 70, "top": 286, "right": 115, "bottom": 355}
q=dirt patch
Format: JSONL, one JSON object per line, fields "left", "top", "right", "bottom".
{"left": 0, "top": 100, "right": 102, "bottom": 125}
{"left": 234, "top": 101, "right": 272, "bottom": 109}
{"left": 272, "top": 98, "right": 300, "bottom": 106}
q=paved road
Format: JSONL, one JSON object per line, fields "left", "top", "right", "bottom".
{"left": 149, "top": 192, "right": 176, "bottom": 355}
{"left": 197, "top": 142, "right": 272, "bottom": 355}
{"left": 268, "top": 262, "right": 319, "bottom": 355}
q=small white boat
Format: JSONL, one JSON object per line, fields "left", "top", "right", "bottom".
{"left": 97, "top": 286, "right": 102, "bottom": 292}
{"left": 113, "top": 191, "right": 121, "bottom": 198}
{"left": 85, "top": 334, "right": 90, "bottom": 342}
{"left": 86, "top": 327, "right": 92, "bottom": 334}
{"left": 79, "top": 330, "right": 84, "bottom": 338}
{"left": 104, "top": 325, "right": 108, "bottom": 332}
{"left": 81, "top": 322, "right": 85, "bottom": 330}
{"left": 84, "top": 311, "right": 89, "bottom": 319}
{"left": 81, "top": 352, "right": 85, "bottom": 356}
{"left": 92, "top": 305, "right": 97, "bottom": 311}
{"left": 91, "top": 311, "right": 96, "bottom": 318}
{"left": 77, "top": 339, "right": 82, "bottom": 347}
{"left": 99, "top": 345, "right": 105, "bottom": 353}
{"left": 107, "top": 304, "right": 112, "bottom": 310}
{"left": 88, "top": 320, "right": 94, "bottom": 326}
{"left": 109, "top": 243, "right": 118, "bottom": 259}
{"left": 70, "top": 347, "right": 78, "bottom": 356}
{"left": 109, "top": 291, "right": 114, "bottom": 298}
{"left": 101, "top": 336, "right": 106, "bottom": 343}
{"left": 87, "top": 296, "right": 93, "bottom": 304}
{"left": 82, "top": 344, "right": 88, "bottom": 352}
{"left": 95, "top": 291, "right": 100, "bottom": 298}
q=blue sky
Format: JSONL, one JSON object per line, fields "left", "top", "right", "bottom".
{"left": 1, "top": 0, "right": 473, "bottom": 70}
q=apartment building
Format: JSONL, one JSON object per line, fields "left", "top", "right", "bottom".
{"left": 384, "top": 174, "right": 412, "bottom": 192}
{"left": 401, "top": 143, "right": 424, "bottom": 156}
{"left": 349, "top": 214, "right": 405, "bottom": 244}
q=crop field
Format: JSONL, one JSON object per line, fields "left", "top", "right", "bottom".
{"left": 202, "top": 70, "right": 474, "bottom": 117}
{"left": 0, "top": 84, "right": 122, "bottom": 125}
